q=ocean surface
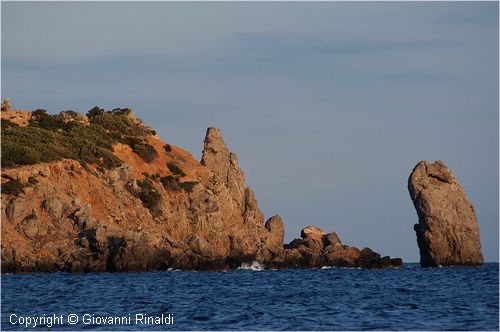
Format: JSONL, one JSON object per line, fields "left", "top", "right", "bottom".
{"left": 1, "top": 263, "right": 498, "bottom": 330}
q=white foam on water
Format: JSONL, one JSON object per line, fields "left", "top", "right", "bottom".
{"left": 321, "top": 266, "right": 332, "bottom": 270}
{"left": 166, "top": 268, "right": 182, "bottom": 272}
{"left": 237, "top": 261, "right": 265, "bottom": 271}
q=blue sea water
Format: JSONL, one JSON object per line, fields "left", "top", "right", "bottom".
{"left": 1, "top": 263, "right": 498, "bottom": 330}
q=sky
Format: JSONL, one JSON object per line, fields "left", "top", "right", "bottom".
{"left": 1, "top": 2, "right": 498, "bottom": 263}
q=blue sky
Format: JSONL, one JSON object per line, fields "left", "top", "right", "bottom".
{"left": 2, "top": 2, "right": 498, "bottom": 262}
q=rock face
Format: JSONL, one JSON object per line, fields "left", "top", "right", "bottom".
{"left": 1, "top": 109, "right": 33, "bottom": 126}
{"left": 1, "top": 112, "right": 402, "bottom": 273}
{"left": 1, "top": 126, "right": 284, "bottom": 272}
{"left": 408, "top": 160, "right": 483, "bottom": 267}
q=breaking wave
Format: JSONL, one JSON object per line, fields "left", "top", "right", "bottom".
{"left": 237, "top": 261, "right": 264, "bottom": 271}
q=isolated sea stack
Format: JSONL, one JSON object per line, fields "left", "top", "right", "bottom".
{"left": 408, "top": 160, "right": 483, "bottom": 267}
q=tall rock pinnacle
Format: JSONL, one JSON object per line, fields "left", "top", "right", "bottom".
{"left": 201, "top": 127, "right": 246, "bottom": 208}
{"left": 408, "top": 160, "right": 483, "bottom": 267}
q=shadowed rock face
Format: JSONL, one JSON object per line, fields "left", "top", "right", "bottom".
{"left": 408, "top": 160, "right": 483, "bottom": 267}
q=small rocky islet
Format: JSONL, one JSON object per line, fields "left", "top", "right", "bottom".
{"left": 0, "top": 100, "right": 483, "bottom": 273}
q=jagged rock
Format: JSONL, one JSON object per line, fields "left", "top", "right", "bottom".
{"left": 345, "top": 246, "right": 362, "bottom": 261}
{"left": 380, "top": 256, "right": 392, "bottom": 268}
{"left": 188, "top": 236, "right": 216, "bottom": 258}
{"left": 408, "top": 160, "right": 483, "bottom": 267}
{"left": 2, "top": 97, "right": 11, "bottom": 111}
{"left": 324, "top": 246, "right": 356, "bottom": 267}
{"left": 6, "top": 197, "right": 36, "bottom": 225}
{"left": 201, "top": 127, "right": 229, "bottom": 178}
{"left": 358, "top": 247, "right": 383, "bottom": 268}
{"left": 301, "top": 237, "right": 324, "bottom": 251}
{"left": 300, "top": 226, "right": 325, "bottom": 239}
{"left": 390, "top": 258, "right": 403, "bottom": 267}
{"left": 243, "top": 187, "right": 264, "bottom": 225}
{"left": 106, "top": 166, "right": 132, "bottom": 185}
{"left": 284, "top": 248, "right": 302, "bottom": 266}
{"left": 284, "top": 238, "right": 303, "bottom": 249}
{"left": 264, "top": 215, "right": 285, "bottom": 254}
{"left": 14, "top": 209, "right": 48, "bottom": 239}
{"left": 19, "top": 218, "right": 42, "bottom": 238}
{"left": 227, "top": 153, "right": 245, "bottom": 205}
{"left": 299, "top": 248, "right": 324, "bottom": 267}
{"left": 360, "top": 247, "right": 380, "bottom": 260}
{"left": 323, "top": 232, "right": 342, "bottom": 247}
{"left": 71, "top": 205, "right": 98, "bottom": 229}
{"left": 201, "top": 128, "right": 245, "bottom": 206}
{"left": 42, "top": 197, "right": 64, "bottom": 220}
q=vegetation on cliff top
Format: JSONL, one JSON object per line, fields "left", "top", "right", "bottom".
{"left": 1, "top": 107, "right": 157, "bottom": 168}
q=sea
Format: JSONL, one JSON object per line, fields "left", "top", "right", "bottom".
{"left": 1, "top": 263, "right": 498, "bottom": 330}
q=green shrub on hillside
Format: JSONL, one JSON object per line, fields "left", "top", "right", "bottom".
{"left": 89, "top": 108, "right": 151, "bottom": 138}
{"left": 136, "top": 178, "right": 162, "bottom": 209}
{"left": 167, "top": 163, "right": 186, "bottom": 177}
{"left": 87, "top": 106, "right": 105, "bottom": 118}
{"left": 29, "top": 109, "right": 70, "bottom": 130}
{"left": 90, "top": 112, "right": 131, "bottom": 134}
{"left": 160, "top": 175, "right": 197, "bottom": 193}
{"left": 1, "top": 106, "right": 156, "bottom": 168}
{"left": 179, "top": 181, "right": 198, "bottom": 192}
{"left": 125, "top": 137, "right": 158, "bottom": 163}
{"left": 160, "top": 175, "right": 181, "bottom": 191}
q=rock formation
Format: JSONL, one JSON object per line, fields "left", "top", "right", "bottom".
{"left": 283, "top": 226, "right": 402, "bottom": 268}
{"left": 1, "top": 108, "right": 33, "bottom": 126}
{"left": 1, "top": 98, "right": 11, "bottom": 112}
{"left": 59, "top": 110, "right": 89, "bottom": 125}
{"left": 0, "top": 127, "right": 278, "bottom": 272}
{"left": 408, "top": 160, "right": 483, "bottom": 267}
{"left": 1, "top": 105, "right": 402, "bottom": 272}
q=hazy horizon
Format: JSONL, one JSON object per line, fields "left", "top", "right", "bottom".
{"left": 2, "top": 2, "right": 498, "bottom": 262}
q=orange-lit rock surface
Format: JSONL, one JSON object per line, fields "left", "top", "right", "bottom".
{"left": 1, "top": 106, "right": 401, "bottom": 272}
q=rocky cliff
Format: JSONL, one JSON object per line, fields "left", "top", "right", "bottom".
{"left": 408, "top": 160, "right": 483, "bottom": 267}
{"left": 1, "top": 105, "right": 401, "bottom": 272}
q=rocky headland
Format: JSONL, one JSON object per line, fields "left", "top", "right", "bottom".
{"left": 408, "top": 160, "right": 483, "bottom": 267}
{"left": 1, "top": 103, "right": 402, "bottom": 272}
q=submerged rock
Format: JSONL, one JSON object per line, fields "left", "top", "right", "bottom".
{"left": 408, "top": 160, "right": 483, "bottom": 267}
